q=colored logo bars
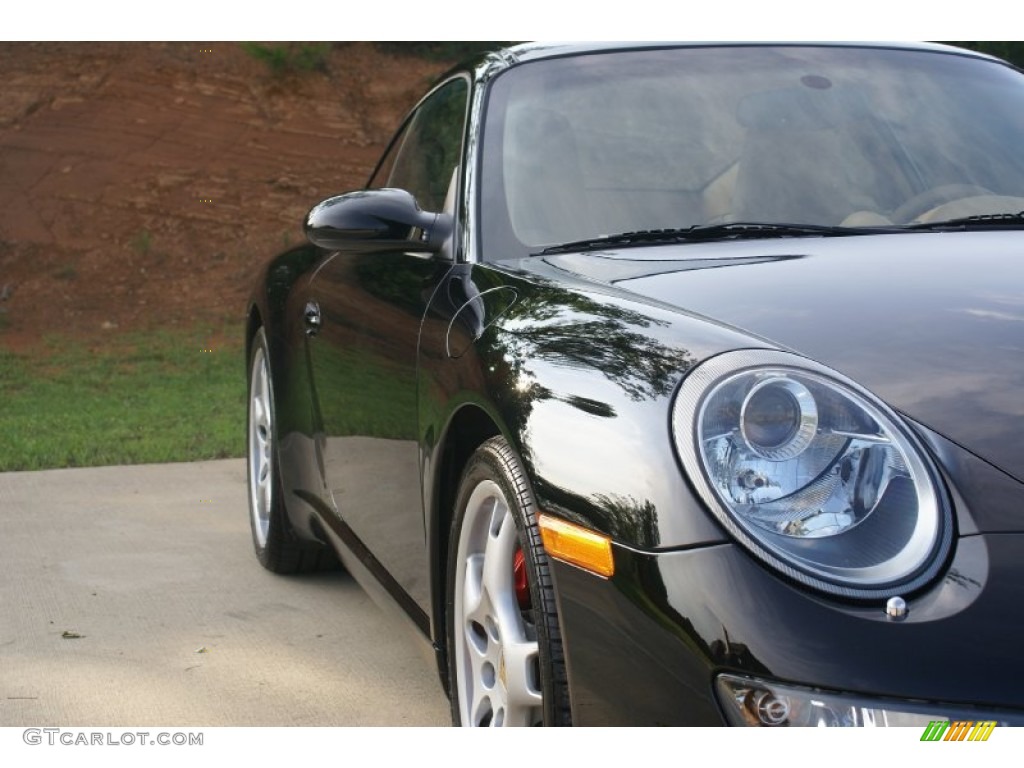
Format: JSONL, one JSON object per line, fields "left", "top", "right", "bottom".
{"left": 920, "top": 721, "right": 997, "bottom": 742}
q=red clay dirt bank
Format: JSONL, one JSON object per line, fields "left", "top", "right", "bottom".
{"left": 0, "top": 42, "right": 453, "bottom": 354}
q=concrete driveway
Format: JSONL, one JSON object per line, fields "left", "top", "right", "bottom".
{"left": 0, "top": 460, "right": 450, "bottom": 726}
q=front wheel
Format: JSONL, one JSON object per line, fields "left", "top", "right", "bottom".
{"left": 446, "top": 437, "right": 571, "bottom": 726}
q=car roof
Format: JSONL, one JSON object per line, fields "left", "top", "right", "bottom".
{"left": 502, "top": 40, "right": 987, "bottom": 64}
{"left": 452, "top": 41, "right": 1003, "bottom": 90}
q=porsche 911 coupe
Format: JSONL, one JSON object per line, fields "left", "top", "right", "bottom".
{"left": 245, "top": 42, "right": 1024, "bottom": 726}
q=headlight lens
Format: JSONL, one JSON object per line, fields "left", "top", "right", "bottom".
{"left": 673, "top": 350, "right": 951, "bottom": 599}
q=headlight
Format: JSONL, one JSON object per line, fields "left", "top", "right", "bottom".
{"left": 672, "top": 350, "right": 952, "bottom": 599}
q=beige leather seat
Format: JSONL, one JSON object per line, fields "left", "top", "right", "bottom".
{"left": 732, "top": 87, "right": 881, "bottom": 225}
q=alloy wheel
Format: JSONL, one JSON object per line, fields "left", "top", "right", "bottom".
{"left": 452, "top": 479, "right": 543, "bottom": 726}
{"left": 248, "top": 344, "right": 273, "bottom": 549}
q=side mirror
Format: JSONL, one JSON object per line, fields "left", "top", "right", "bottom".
{"left": 304, "top": 188, "right": 451, "bottom": 253}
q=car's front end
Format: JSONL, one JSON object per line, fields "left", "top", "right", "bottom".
{"left": 482, "top": 230, "right": 1024, "bottom": 727}
{"left": 461, "top": 40, "right": 1024, "bottom": 725}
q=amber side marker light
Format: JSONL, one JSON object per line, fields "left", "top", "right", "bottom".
{"left": 537, "top": 514, "right": 614, "bottom": 578}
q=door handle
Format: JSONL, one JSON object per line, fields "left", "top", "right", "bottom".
{"left": 304, "top": 301, "right": 322, "bottom": 336}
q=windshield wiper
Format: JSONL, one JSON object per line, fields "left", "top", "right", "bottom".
{"left": 906, "top": 211, "right": 1024, "bottom": 231}
{"left": 537, "top": 222, "right": 892, "bottom": 255}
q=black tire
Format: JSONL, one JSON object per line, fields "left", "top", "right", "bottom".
{"left": 446, "top": 436, "right": 571, "bottom": 726}
{"left": 246, "top": 326, "right": 337, "bottom": 574}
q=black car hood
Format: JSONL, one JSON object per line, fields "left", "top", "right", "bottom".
{"left": 539, "top": 231, "right": 1024, "bottom": 484}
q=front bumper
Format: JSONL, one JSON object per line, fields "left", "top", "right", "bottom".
{"left": 550, "top": 533, "right": 1024, "bottom": 726}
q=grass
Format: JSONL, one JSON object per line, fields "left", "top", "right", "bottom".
{"left": 53, "top": 265, "right": 77, "bottom": 281}
{"left": 240, "top": 43, "right": 331, "bottom": 76}
{"left": 0, "top": 326, "right": 245, "bottom": 471}
{"left": 131, "top": 229, "right": 152, "bottom": 255}
{"left": 374, "top": 42, "right": 517, "bottom": 62}
{"left": 0, "top": 323, "right": 420, "bottom": 471}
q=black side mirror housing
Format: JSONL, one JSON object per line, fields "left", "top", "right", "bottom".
{"left": 304, "top": 188, "right": 451, "bottom": 253}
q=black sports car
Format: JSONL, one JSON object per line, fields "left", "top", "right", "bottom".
{"left": 245, "top": 42, "right": 1024, "bottom": 727}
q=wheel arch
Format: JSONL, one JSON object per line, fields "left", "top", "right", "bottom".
{"left": 245, "top": 303, "right": 263, "bottom": 369}
{"left": 245, "top": 301, "right": 287, "bottom": 444}
{"left": 428, "top": 402, "right": 502, "bottom": 691}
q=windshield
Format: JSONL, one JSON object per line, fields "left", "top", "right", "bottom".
{"left": 479, "top": 45, "right": 1024, "bottom": 257}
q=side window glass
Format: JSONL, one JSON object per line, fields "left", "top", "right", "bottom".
{"left": 373, "top": 78, "right": 469, "bottom": 212}
{"left": 369, "top": 121, "right": 406, "bottom": 191}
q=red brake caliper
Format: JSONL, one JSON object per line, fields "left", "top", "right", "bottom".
{"left": 513, "top": 547, "right": 531, "bottom": 609}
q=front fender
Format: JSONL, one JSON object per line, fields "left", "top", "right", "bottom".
{"left": 471, "top": 269, "right": 768, "bottom": 551}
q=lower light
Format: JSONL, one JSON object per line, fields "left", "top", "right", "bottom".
{"left": 537, "top": 514, "right": 614, "bottom": 578}
{"left": 715, "top": 674, "right": 1012, "bottom": 728}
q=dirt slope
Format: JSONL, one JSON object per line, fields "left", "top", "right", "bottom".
{"left": 0, "top": 42, "right": 453, "bottom": 353}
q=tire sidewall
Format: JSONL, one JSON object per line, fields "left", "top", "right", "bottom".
{"left": 445, "top": 437, "right": 570, "bottom": 726}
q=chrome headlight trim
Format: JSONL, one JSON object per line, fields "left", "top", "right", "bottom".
{"left": 672, "top": 349, "right": 953, "bottom": 600}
